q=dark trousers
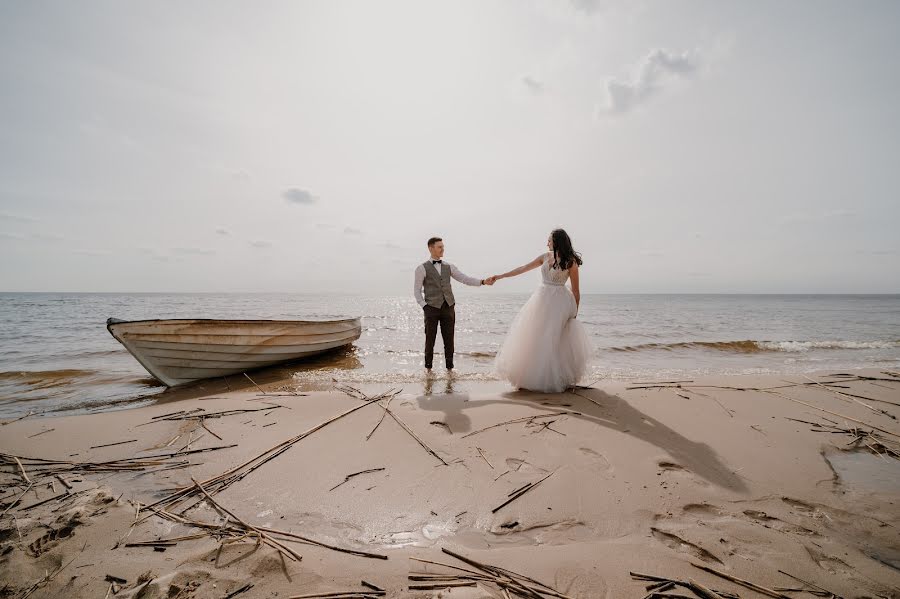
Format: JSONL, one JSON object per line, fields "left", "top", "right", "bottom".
{"left": 424, "top": 301, "right": 455, "bottom": 369}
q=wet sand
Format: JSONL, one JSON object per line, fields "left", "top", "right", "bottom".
{"left": 1, "top": 370, "right": 899, "bottom": 598}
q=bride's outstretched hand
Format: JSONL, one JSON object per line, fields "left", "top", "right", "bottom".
{"left": 487, "top": 275, "right": 500, "bottom": 285}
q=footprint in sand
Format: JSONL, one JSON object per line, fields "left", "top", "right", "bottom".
{"left": 27, "top": 525, "right": 76, "bottom": 557}
{"left": 650, "top": 527, "right": 724, "bottom": 565}
{"left": 682, "top": 503, "right": 725, "bottom": 518}
{"left": 742, "top": 510, "right": 819, "bottom": 536}
{"left": 657, "top": 460, "right": 709, "bottom": 488}
{"left": 578, "top": 447, "right": 612, "bottom": 472}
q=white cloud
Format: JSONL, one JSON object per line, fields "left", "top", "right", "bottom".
{"left": 283, "top": 188, "right": 317, "bottom": 205}
{"left": 600, "top": 48, "right": 700, "bottom": 115}
{"left": 215, "top": 227, "right": 230, "bottom": 235}
{"left": 344, "top": 227, "right": 363, "bottom": 235}
{"left": 173, "top": 247, "right": 215, "bottom": 255}
{"left": 521, "top": 76, "right": 545, "bottom": 95}
{"left": 0, "top": 212, "right": 38, "bottom": 223}
{"left": 779, "top": 209, "right": 858, "bottom": 226}
{"left": 569, "top": 0, "right": 602, "bottom": 15}
{"left": 249, "top": 240, "right": 272, "bottom": 248}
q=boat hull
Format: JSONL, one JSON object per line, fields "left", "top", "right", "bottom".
{"left": 107, "top": 318, "right": 361, "bottom": 387}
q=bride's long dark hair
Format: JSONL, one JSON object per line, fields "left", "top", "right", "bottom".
{"left": 550, "top": 229, "right": 582, "bottom": 270}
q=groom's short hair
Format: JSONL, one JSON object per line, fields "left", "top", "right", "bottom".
{"left": 427, "top": 237, "right": 442, "bottom": 247}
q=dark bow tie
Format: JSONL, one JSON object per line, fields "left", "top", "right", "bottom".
{"left": 432, "top": 260, "right": 442, "bottom": 265}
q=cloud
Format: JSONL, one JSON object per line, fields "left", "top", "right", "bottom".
{"left": 344, "top": 227, "right": 363, "bottom": 235}
{"left": 638, "top": 249, "right": 665, "bottom": 257}
{"left": 570, "top": 0, "right": 602, "bottom": 14}
{"left": 283, "top": 188, "right": 317, "bottom": 205}
{"left": 173, "top": 247, "right": 215, "bottom": 256}
{"left": 0, "top": 212, "right": 38, "bottom": 223}
{"left": 0, "top": 232, "right": 26, "bottom": 240}
{"left": 779, "top": 209, "right": 858, "bottom": 226}
{"left": 215, "top": 227, "right": 230, "bottom": 235}
{"left": 72, "top": 249, "right": 110, "bottom": 256}
{"left": 249, "top": 240, "right": 272, "bottom": 248}
{"left": 600, "top": 48, "right": 699, "bottom": 115}
{"left": 521, "top": 76, "right": 545, "bottom": 95}
{"left": 381, "top": 241, "right": 402, "bottom": 250}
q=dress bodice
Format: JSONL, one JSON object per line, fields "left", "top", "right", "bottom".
{"left": 541, "top": 253, "right": 570, "bottom": 286}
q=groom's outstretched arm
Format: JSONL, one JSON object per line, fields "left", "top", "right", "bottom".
{"left": 449, "top": 264, "right": 483, "bottom": 287}
{"left": 413, "top": 264, "right": 427, "bottom": 307}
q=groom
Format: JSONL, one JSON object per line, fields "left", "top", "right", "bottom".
{"left": 413, "top": 237, "right": 494, "bottom": 373}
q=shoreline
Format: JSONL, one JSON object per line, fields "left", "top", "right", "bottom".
{"left": 1, "top": 369, "right": 899, "bottom": 597}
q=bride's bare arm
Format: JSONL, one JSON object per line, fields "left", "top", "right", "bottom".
{"left": 569, "top": 262, "right": 581, "bottom": 312}
{"left": 494, "top": 255, "right": 544, "bottom": 281}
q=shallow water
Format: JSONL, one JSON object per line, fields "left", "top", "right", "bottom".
{"left": 826, "top": 450, "right": 900, "bottom": 494}
{"left": 1, "top": 292, "right": 898, "bottom": 417}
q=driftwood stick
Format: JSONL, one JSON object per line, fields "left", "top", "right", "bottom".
{"left": 800, "top": 375, "right": 896, "bottom": 419}
{"left": 243, "top": 372, "right": 266, "bottom": 394}
{"left": 145, "top": 395, "right": 386, "bottom": 511}
{"left": 380, "top": 405, "right": 447, "bottom": 465}
{"left": 199, "top": 418, "right": 224, "bottom": 441}
{"left": 476, "top": 447, "right": 494, "bottom": 469}
{"left": 90, "top": 439, "right": 138, "bottom": 450}
{"left": 692, "top": 563, "right": 792, "bottom": 599}
{"left": 688, "top": 578, "right": 726, "bottom": 599}
{"left": 462, "top": 411, "right": 577, "bottom": 439}
{"left": 776, "top": 569, "right": 842, "bottom": 598}
{"left": 492, "top": 470, "right": 556, "bottom": 513}
{"left": 329, "top": 468, "right": 385, "bottom": 492}
{"left": 191, "top": 478, "right": 302, "bottom": 562}
{"left": 1, "top": 411, "right": 36, "bottom": 426}
{"left": 763, "top": 390, "right": 900, "bottom": 440}
{"left": 365, "top": 395, "right": 395, "bottom": 441}
{"left": 14, "top": 457, "right": 31, "bottom": 484}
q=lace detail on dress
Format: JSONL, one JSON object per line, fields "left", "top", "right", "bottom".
{"left": 541, "top": 253, "right": 570, "bottom": 286}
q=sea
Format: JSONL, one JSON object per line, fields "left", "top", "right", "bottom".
{"left": 1, "top": 292, "right": 899, "bottom": 418}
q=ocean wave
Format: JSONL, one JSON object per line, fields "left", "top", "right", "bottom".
{"left": 608, "top": 340, "right": 900, "bottom": 354}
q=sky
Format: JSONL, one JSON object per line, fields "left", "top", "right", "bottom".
{"left": 1, "top": 0, "right": 899, "bottom": 294}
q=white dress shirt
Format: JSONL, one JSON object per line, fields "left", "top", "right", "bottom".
{"left": 414, "top": 260, "right": 482, "bottom": 308}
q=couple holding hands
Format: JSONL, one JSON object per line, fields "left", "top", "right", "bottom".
{"left": 413, "top": 229, "right": 593, "bottom": 393}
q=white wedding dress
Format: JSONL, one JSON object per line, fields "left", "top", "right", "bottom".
{"left": 495, "top": 253, "right": 593, "bottom": 392}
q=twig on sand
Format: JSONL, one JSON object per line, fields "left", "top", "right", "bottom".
{"left": 142, "top": 392, "right": 387, "bottom": 513}
{"left": 243, "top": 372, "right": 266, "bottom": 394}
{"left": 365, "top": 394, "right": 396, "bottom": 441}
{"left": 777, "top": 569, "right": 844, "bottom": 599}
{"left": 476, "top": 447, "right": 494, "bottom": 469}
{"left": 491, "top": 469, "right": 557, "bottom": 513}
{"left": 408, "top": 547, "right": 574, "bottom": 598}
{"left": 1, "top": 411, "right": 36, "bottom": 426}
{"left": 462, "top": 411, "right": 578, "bottom": 439}
{"left": 800, "top": 374, "right": 896, "bottom": 420}
{"left": 27, "top": 428, "right": 55, "bottom": 438}
{"left": 338, "top": 386, "right": 446, "bottom": 465}
{"left": 89, "top": 439, "right": 138, "bottom": 450}
{"left": 691, "top": 562, "right": 793, "bottom": 599}
{"left": 329, "top": 468, "right": 385, "bottom": 492}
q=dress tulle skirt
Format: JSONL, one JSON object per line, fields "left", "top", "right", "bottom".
{"left": 495, "top": 284, "right": 593, "bottom": 393}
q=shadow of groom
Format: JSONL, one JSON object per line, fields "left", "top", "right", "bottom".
{"left": 414, "top": 385, "right": 748, "bottom": 493}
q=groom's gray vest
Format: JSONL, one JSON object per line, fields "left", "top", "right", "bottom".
{"left": 423, "top": 261, "right": 455, "bottom": 308}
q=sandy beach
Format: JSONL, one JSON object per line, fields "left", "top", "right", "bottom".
{"left": 1, "top": 370, "right": 898, "bottom": 598}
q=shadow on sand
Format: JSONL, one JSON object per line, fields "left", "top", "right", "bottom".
{"left": 415, "top": 385, "right": 748, "bottom": 493}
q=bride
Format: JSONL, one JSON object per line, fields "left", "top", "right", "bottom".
{"left": 490, "top": 229, "right": 593, "bottom": 393}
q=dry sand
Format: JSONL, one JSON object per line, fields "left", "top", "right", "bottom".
{"left": 1, "top": 370, "right": 899, "bottom": 598}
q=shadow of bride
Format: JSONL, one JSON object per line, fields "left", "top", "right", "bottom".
{"left": 414, "top": 385, "right": 748, "bottom": 493}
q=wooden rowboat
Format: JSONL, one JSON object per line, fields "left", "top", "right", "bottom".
{"left": 106, "top": 317, "right": 362, "bottom": 387}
